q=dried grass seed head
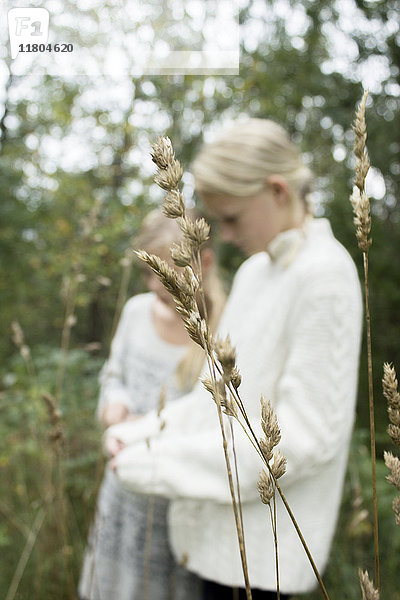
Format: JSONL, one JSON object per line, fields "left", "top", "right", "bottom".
{"left": 230, "top": 366, "right": 242, "bottom": 390}
{"left": 259, "top": 396, "right": 281, "bottom": 463}
{"left": 260, "top": 439, "right": 274, "bottom": 462}
{"left": 383, "top": 362, "right": 400, "bottom": 410}
{"left": 170, "top": 239, "right": 193, "bottom": 268}
{"left": 42, "top": 392, "right": 62, "bottom": 424}
{"left": 11, "top": 320, "right": 24, "bottom": 347}
{"left": 201, "top": 376, "right": 235, "bottom": 415}
{"left": 215, "top": 334, "right": 236, "bottom": 377}
{"left": 199, "top": 318, "right": 211, "bottom": 351}
{"left": 388, "top": 424, "right": 400, "bottom": 448}
{"left": 175, "top": 296, "right": 198, "bottom": 319}
{"left": 178, "top": 216, "right": 210, "bottom": 249}
{"left": 182, "top": 266, "right": 199, "bottom": 292}
{"left": 271, "top": 450, "right": 287, "bottom": 480}
{"left": 352, "top": 91, "right": 369, "bottom": 159}
{"left": 383, "top": 362, "right": 400, "bottom": 447}
{"left": 352, "top": 91, "right": 370, "bottom": 191}
{"left": 201, "top": 375, "right": 215, "bottom": 396}
{"left": 135, "top": 250, "right": 191, "bottom": 306}
{"left": 257, "top": 469, "right": 275, "bottom": 505}
{"left": 350, "top": 91, "right": 372, "bottom": 252}
{"left": 154, "top": 161, "right": 183, "bottom": 192}
{"left": 181, "top": 311, "right": 206, "bottom": 348}
{"left": 48, "top": 425, "right": 65, "bottom": 444}
{"left": 260, "top": 396, "right": 281, "bottom": 447}
{"left": 350, "top": 186, "right": 372, "bottom": 252}
{"left": 354, "top": 152, "right": 370, "bottom": 192}
{"left": 222, "top": 397, "right": 238, "bottom": 418}
{"left": 392, "top": 496, "right": 400, "bottom": 527}
{"left": 20, "top": 345, "right": 31, "bottom": 361}
{"left": 210, "top": 376, "right": 227, "bottom": 404}
{"left": 163, "top": 190, "right": 185, "bottom": 219}
{"left": 151, "top": 136, "right": 175, "bottom": 170}
{"left": 384, "top": 451, "right": 400, "bottom": 491}
{"left": 215, "top": 378, "right": 237, "bottom": 418}
{"left": 358, "top": 569, "right": 380, "bottom": 600}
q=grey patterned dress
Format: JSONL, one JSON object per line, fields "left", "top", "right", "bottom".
{"left": 79, "top": 293, "right": 203, "bottom": 600}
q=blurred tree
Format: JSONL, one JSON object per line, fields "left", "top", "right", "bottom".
{"left": 0, "top": 0, "right": 398, "bottom": 431}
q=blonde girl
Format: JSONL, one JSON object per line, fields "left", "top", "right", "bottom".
{"left": 107, "top": 119, "right": 362, "bottom": 599}
{"left": 79, "top": 208, "right": 225, "bottom": 600}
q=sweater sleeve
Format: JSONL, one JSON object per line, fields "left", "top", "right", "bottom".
{"left": 112, "top": 378, "right": 242, "bottom": 502}
{"left": 115, "top": 426, "right": 235, "bottom": 502}
{"left": 111, "top": 376, "right": 270, "bottom": 503}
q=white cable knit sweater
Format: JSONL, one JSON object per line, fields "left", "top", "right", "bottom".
{"left": 108, "top": 218, "right": 362, "bottom": 594}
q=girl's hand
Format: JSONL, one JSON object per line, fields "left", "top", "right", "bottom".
{"left": 100, "top": 402, "right": 130, "bottom": 427}
{"left": 105, "top": 435, "right": 126, "bottom": 457}
{"left": 123, "top": 413, "right": 142, "bottom": 422}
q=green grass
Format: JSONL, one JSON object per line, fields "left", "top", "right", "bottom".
{"left": 1, "top": 347, "right": 399, "bottom": 599}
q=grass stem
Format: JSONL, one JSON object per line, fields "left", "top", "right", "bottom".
{"left": 5, "top": 505, "right": 47, "bottom": 600}
{"left": 363, "top": 252, "right": 380, "bottom": 591}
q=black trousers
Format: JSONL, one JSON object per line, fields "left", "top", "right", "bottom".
{"left": 202, "top": 579, "right": 291, "bottom": 600}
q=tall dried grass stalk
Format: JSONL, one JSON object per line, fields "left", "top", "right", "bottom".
{"left": 195, "top": 262, "right": 252, "bottom": 599}
{"left": 351, "top": 90, "right": 380, "bottom": 592}
{"left": 203, "top": 350, "right": 252, "bottom": 600}
{"left": 42, "top": 392, "right": 76, "bottom": 599}
{"left": 5, "top": 504, "right": 47, "bottom": 600}
{"left": 144, "top": 136, "right": 331, "bottom": 600}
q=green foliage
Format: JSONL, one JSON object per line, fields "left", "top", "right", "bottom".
{"left": 0, "top": 346, "right": 104, "bottom": 599}
{"left": 0, "top": 0, "right": 399, "bottom": 597}
{"left": 302, "top": 431, "right": 400, "bottom": 600}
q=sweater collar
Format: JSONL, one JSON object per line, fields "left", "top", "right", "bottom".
{"left": 266, "top": 216, "right": 317, "bottom": 267}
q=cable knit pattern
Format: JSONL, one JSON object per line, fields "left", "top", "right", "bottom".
{"left": 111, "top": 218, "right": 362, "bottom": 594}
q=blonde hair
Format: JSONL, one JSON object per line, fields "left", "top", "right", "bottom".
{"left": 135, "top": 208, "right": 226, "bottom": 392}
{"left": 192, "top": 118, "right": 314, "bottom": 213}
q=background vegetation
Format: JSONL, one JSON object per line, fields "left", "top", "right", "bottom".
{"left": 0, "top": 0, "right": 399, "bottom": 598}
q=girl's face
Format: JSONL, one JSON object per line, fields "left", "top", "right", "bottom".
{"left": 201, "top": 185, "right": 286, "bottom": 256}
